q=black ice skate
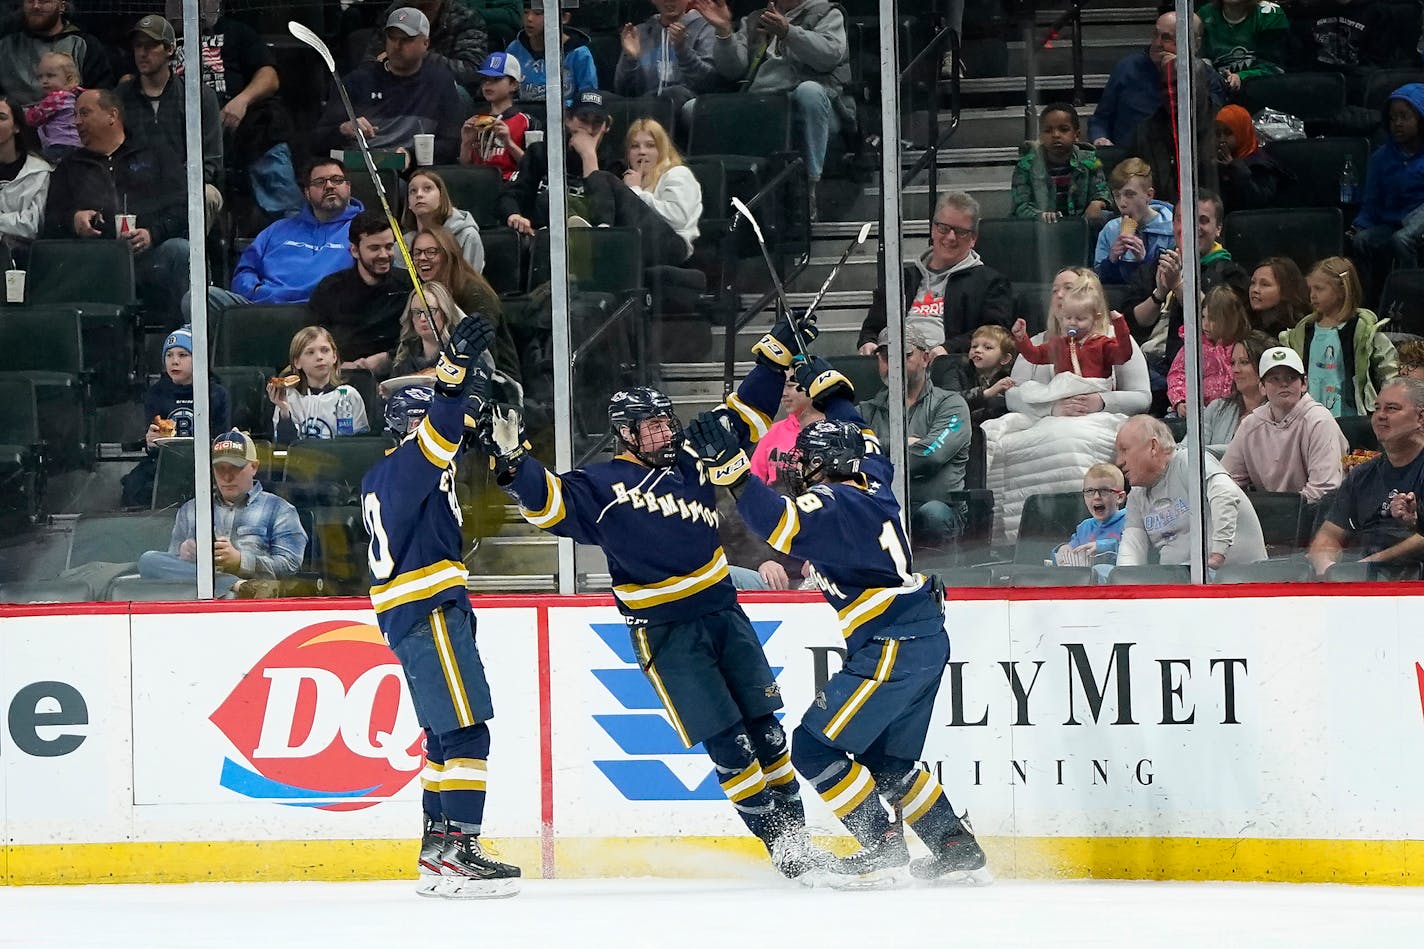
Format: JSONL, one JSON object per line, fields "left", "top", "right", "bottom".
{"left": 909, "top": 815, "right": 991, "bottom": 885}
{"left": 831, "top": 825, "right": 910, "bottom": 888}
{"left": 415, "top": 817, "right": 448, "bottom": 895}
{"left": 436, "top": 827, "right": 522, "bottom": 899}
{"left": 769, "top": 829, "right": 835, "bottom": 884}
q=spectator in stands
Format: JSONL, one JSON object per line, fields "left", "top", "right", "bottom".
{"left": 314, "top": 8, "right": 464, "bottom": 168}
{"left": 474, "top": 0, "right": 522, "bottom": 50}
{"left": 1094, "top": 157, "right": 1173, "bottom": 286}
{"left": 751, "top": 366, "right": 823, "bottom": 487}
{"left": 499, "top": 90, "right": 625, "bottom": 235}
{"left": 1010, "top": 102, "right": 1111, "bottom": 225}
{"left": 307, "top": 210, "right": 409, "bottom": 376}
{"left": 1308, "top": 377, "right": 1424, "bottom": 577}
{"left": 1008, "top": 267, "right": 1152, "bottom": 418}
{"left": 42, "top": 88, "right": 190, "bottom": 326}
{"left": 1213, "top": 104, "right": 1288, "bottom": 212}
{"left": 696, "top": 0, "right": 851, "bottom": 219}
{"left": 364, "top": 0, "right": 490, "bottom": 92}
{"left": 390, "top": 280, "right": 471, "bottom": 377}
{"left": 137, "top": 429, "right": 307, "bottom": 598}
{"left": 1202, "top": 330, "right": 1273, "bottom": 451}
{"left": 1247, "top": 255, "right": 1309, "bottom": 335}
{"left": 1282, "top": 255, "right": 1398, "bottom": 418}
{"left": 117, "top": 16, "right": 224, "bottom": 224}
{"left": 507, "top": 0, "right": 599, "bottom": 105}
{"left": 1199, "top": 0, "right": 1289, "bottom": 92}
{"left": 1168, "top": 283, "right": 1251, "bottom": 417}
{"left": 622, "top": 116, "right": 702, "bottom": 263}
{"left": 1053, "top": 463, "right": 1126, "bottom": 568}
{"left": 1222, "top": 345, "right": 1348, "bottom": 503}
{"left": 1287, "top": 0, "right": 1404, "bottom": 76}
{"left": 1114, "top": 414, "right": 1267, "bottom": 569}
{"left": 952, "top": 324, "right": 1016, "bottom": 425}
{"left": 120, "top": 326, "right": 231, "bottom": 509}
{"left": 0, "top": 95, "right": 51, "bottom": 267}
{"left": 858, "top": 318, "right": 972, "bottom": 551}
{"left": 25, "top": 51, "right": 81, "bottom": 160}
{"left": 460, "top": 52, "right": 534, "bottom": 180}
{"left": 1397, "top": 338, "right": 1424, "bottom": 381}
{"left": 1011, "top": 279, "right": 1134, "bottom": 382}
{"left": 267, "top": 326, "right": 370, "bottom": 444}
{"left": 170, "top": 0, "right": 302, "bottom": 218}
{"left": 615, "top": 0, "right": 720, "bottom": 110}
{"left": 0, "top": 0, "right": 113, "bottom": 107}
{"left": 403, "top": 169, "right": 485, "bottom": 273}
{"left": 1128, "top": 41, "right": 1222, "bottom": 206}
{"left": 407, "top": 226, "right": 520, "bottom": 381}
{"left": 1090, "top": 10, "right": 1222, "bottom": 146}
{"left": 1350, "top": 83, "right": 1424, "bottom": 301}
{"left": 856, "top": 192, "right": 1013, "bottom": 356}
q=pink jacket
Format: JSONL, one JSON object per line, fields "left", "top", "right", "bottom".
{"left": 1168, "top": 333, "right": 1235, "bottom": 409}
{"left": 751, "top": 413, "right": 802, "bottom": 485}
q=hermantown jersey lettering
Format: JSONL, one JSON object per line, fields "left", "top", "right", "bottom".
{"left": 360, "top": 392, "right": 470, "bottom": 644}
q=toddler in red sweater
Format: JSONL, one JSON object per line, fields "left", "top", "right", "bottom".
{"left": 1012, "top": 272, "right": 1133, "bottom": 378}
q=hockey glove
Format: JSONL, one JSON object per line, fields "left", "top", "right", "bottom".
{"left": 686, "top": 411, "right": 750, "bottom": 490}
{"left": 793, "top": 355, "right": 855, "bottom": 410}
{"left": 751, "top": 311, "right": 820, "bottom": 370}
{"left": 434, "top": 314, "right": 496, "bottom": 398}
{"left": 482, "top": 404, "right": 531, "bottom": 482}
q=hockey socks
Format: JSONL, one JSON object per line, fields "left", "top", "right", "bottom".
{"left": 428, "top": 723, "right": 491, "bottom": 832}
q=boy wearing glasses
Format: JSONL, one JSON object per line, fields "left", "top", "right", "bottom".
{"left": 1053, "top": 463, "right": 1127, "bottom": 567}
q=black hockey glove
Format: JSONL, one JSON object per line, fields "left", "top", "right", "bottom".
{"left": 751, "top": 310, "right": 820, "bottom": 370}
{"left": 793, "top": 355, "right": 855, "bottom": 410}
{"left": 434, "top": 313, "right": 496, "bottom": 398}
{"left": 686, "top": 411, "right": 750, "bottom": 490}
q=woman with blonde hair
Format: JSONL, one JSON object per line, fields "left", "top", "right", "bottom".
{"left": 408, "top": 226, "right": 520, "bottom": 383}
{"left": 403, "top": 168, "right": 485, "bottom": 273}
{"left": 390, "top": 281, "right": 463, "bottom": 379}
{"left": 621, "top": 117, "right": 701, "bottom": 263}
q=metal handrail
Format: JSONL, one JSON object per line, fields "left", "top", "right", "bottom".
{"left": 1039, "top": 0, "right": 1090, "bottom": 107}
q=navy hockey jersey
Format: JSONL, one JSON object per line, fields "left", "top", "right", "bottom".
{"left": 360, "top": 391, "right": 470, "bottom": 643}
{"left": 736, "top": 397, "right": 940, "bottom": 654}
{"left": 502, "top": 365, "right": 783, "bottom": 624}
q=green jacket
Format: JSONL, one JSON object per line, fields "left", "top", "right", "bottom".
{"left": 1280, "top": 308, "right": 1399, "bottom": 415}
{"left": 1011, "top": 142, "right": 1112, "bottom": 219}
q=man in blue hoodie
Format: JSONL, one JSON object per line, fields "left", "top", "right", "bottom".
{"left": 186, "top": 156, "right": 364, "bottom": 325}
{"left": 1350, "top": 83, "right": 1424, "bottom": 301}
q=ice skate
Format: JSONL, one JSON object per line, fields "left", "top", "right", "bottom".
{"left": 435, "top": 827, "right": 522, "bottom": 899}
{"left": 415, "top": 816, "right": 447, "bottom": 898}
{"left": 830, "top": 825, "right": 910, "bottom": 889}
{"left": 910, "top": 814, "right": 992, "bottom": 886}
{"left": 770, "top": 828, "right": 836, "bottom": 886}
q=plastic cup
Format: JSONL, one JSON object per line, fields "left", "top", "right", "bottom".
{"left": 4, "top": 270, "right": 23, "bottom": 304}
{"left": 413, "top": 133, "right": 435, "bottom": 166}
{"left": 524, "top": 130, "right": 545, "bottom": 147}
{"left": 116, "top": 213, "right": 137, "bottom": 238}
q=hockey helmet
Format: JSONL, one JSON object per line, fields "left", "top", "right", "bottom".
{"left": 608, "top": 386, "right": 682, "bottom": 467}
{"left": 384, "top": 384, "right": 434, "bottom": 436}
{"left": 790, "top": 419, "right": 864, "bottom": 493}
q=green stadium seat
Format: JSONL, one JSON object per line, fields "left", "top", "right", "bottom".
{"left": 1014, "top": 491, "right": 1089, "bottom": 565}
{"left": 1107, "top": 564, "right": 1191, "bottom": 585}
{"left": 1248, "top": 492, "right": 1306, "bottom": 558}
{"left": 68, "top": 511, "right": 178, "bottom": 568}
{"left": 991, "top": 564, "right": 1093, "bottom": 587}
{"left": 1269, "top": 138, "right": 1370, "bottom": 210}
{"left": 1222, "top": 208, "right": 1342, "bottom": 273}
{"left": 827, "top": 353, "right": 884, "bottom": 402}
{"left": 214, "top": 365, "right": 272, "bottom": 438}
{"left": 25, "top": 239, "right": 136, "bottom": 306}
{"left": 1241, "top": 72, "right": 1346, "bottom": 124}
{"left": 974, "top": 218, "right": 1090, "bottom": 286}
{"left": 1213, "top": 559, "right": 1313, "bottom": 584}
{"left": 212, "top": 304, "right": 311, "bottom": 373}
{"left": 281, "top": 435, "right": 397, "bottom": 507}
{"left": 0, "top": 305, "right": 90, "bottom": 468}
{"left": 428, "top": 164, "right": 503, "bottom": 229}
{"left": 0, "top": 375, "right": 42, "bottom": 527}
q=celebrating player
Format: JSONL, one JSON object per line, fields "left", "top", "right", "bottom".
{"left": 359, "top": 314, "right": 522, "bottom": 899}
{"left": 684, "top": 354, "right": 988, "bottom": 886}
{"left": 480, "top": 317, "right": 831, "bottom": 881}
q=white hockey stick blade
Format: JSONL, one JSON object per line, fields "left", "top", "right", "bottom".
{"left": 287, "top": 21, "right": 335, "bottom": 74}
{"left": 855, "top": 221, "right": 873, "bottom": 244}
{"left": 730, "top": 196, "right": 766, "bottom": 242}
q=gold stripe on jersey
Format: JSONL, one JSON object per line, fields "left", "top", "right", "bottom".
{"left": 822, "top": 761, "right": 875, "bottom": 819}
{"left": 725, "top": 393, "right": 771, "bottom": 443}
{"left": 613, "top": 549, "right": 730, "bottom": 610}
{"left": 369, "top": 559, "right": 469, "bottom": 612}
{"left": 763, "top": 751, "right": 794, "bottom": 787}
{"left": 520, "top": 469, "right": 567, "bottom": 528}
{"left": 416, "top": 416, "right": 459, "bottom": 468}
{"left": 634, "top": 627, "right": 692, "bottom": 747}
{"left": 836, "top": 575, "right": 928, "bottom": 639}
{"left": 440, "top": 757, "right": 488, "bottom": 792}
{"left": 720, "top": 761, "right": 767, "bottom": 804}
{"left": 824, "top": 639, "right": 898, "bottom": 740}
{"left": 898, "top": 769, "right": 941, "bottom": 825}
{"left": 767, "top": 498, "right": 801, "bottom": 554}
{"left": 419, "top": 759, "right": 444, "bottom": 792}
{"left": 431, "top": 607, "right": 475, "bottom": 728}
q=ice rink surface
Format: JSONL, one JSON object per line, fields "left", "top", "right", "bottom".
{"left": 3, "top": 877, "right": 1422, "bottom": 948}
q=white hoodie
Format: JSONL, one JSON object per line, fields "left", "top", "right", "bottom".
{"left": 0, "top": 153, "right": 52, "bottom": 243}
{"left": 628, "top": 164, "right": 701, "bottom": 261}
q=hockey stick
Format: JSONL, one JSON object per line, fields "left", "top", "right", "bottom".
{"left": 800, "top": 221, "right": 873, "bottom": 326}
{"left": 729, "top": 195, "right": 813, "bottom": 356}
{"left": 288, "top": 20, "right": 429, "bottom": 314}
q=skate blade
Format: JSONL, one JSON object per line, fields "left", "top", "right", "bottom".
{"left": 925, "top": 865, "right": 995, "bottom": 888}
{"left": 828, "top": 866, "right": 910, "bottom": 891}
{"left": 414, "top": 876, "right": 445, "bottom": 898}
{"left": 434, "top": 875, "right": 522, "bottom": 900}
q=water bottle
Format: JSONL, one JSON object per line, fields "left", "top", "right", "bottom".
{"left": 1339, "top": 156, "right": 1359, "bottom": 205}
{"left": 335, "top": 386, "right": 354, "bottom": 436}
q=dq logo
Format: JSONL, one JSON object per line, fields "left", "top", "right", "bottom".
{"left": 590, "top": 621, "right": 782, "bottom": 801}
{"left": 209, "top": 620, "right": 423, "bottom": 811}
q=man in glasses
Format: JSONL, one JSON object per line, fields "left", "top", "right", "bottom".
{"left": 856, "top": 191, "right": 1013, "bottom": 357}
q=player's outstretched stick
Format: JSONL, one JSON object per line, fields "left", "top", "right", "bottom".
{"left": 288, "top": 20, "right": 429, "bottom": 313}
{"left": 730, "top": 195, "right": 813, "bottom": 355}
{"left": 801, "top": 222, "right": 873, "bottom": 326}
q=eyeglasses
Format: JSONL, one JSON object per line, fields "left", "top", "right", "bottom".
{"left": 308, "top": 175, "right": 348, "bottom": 188}
{"left": 412, "top": 307, "right": 444, "bottom": 321}
{"left": 410, "top": 247, "right": 442, "bottom": 259}
{"left": 1082, "top": 487, "right": 1120, "bottom": 498}
{"left": 931, "top": 220, "right": 975, "bottom": 239}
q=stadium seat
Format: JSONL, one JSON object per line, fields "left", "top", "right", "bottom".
{"left": 68, "top": 511, "right": 177, "bottom": 568}
{"left": 1213, "top": 559, "right": 1313, "bottom": 584}
{"left": 0, "top": 375, "right": 42, "bottom": 527}
{"left": 1378, "top": 268, "right": 1424, "bottom": 337}
{"left": 606, "top": 96, "right": 678, "bottom": 142}
{"left": 687, "top": 93, "right": 793, "bottom": 201}
{"left": 0, "top": 580, "right": 93, "bottom": 603}
{"left": 106, "top": 576, "right": 197, "bottom": 601}
{"left": 0, "top": 305, "right": 90, "bottom": 469}
{"left": 1165, "top": 417, "right": 1187, "bottom": 443}
{"left": 944, "top": 488, "right": 995, "bottom": 566}
{"left": 1336, "top": 415, "right": 1379, "bottom": 452}
{"left": 685, "top": 156, "right": 730, "bottom": 290}
{"left": 929, "top": 352, "right": 968, "bottom": 390}
{"left": 215, "top": 365, "right": 272, "bottom": 438}
{"left": 25, "top": 239, "right": 136, "bottom": 306}
{"left": 429, "top": 164, "right": 503, "bottom": 229}
{"left": 1222, "top": 208, "right": 1342, "bottom": 274}
{"left": 990, "top": 564, "right": 1093, "bottom": 587}
{"left": 1323, "top": 560, "right": 1424, "bottom": 582}
{"left": 935, "top": 566, "right": 992, "bottom": 588}
{"left": 282, "top": 436, "right": 396, "bottom": 507}
{"left": 1093, "top": 144, "right": 1128, "bottom": 179}
{"left": 1013, "top": 282, "right": 1052, "bottom": 339}
{"left": 1014, "top": 491, "right": 1089, "bottom": 565}
{"left": 304, "top": 505, "right": 370, "bottom": 594}
{"left": 827, "top": 353, "right": 883, "bottom": 402}
{"left": 346, "top": 166, "right": 402, "bottom": 222}
{"left": 1268, "top": 137, "right": 1371, "bottom": 211}
{"left": 481, "top": 227, "right": 526, "bottom": 297}
{"left": 212, "top": 304, "right": 311, "bottom": 373}
{"left": 1360, "top": 68, "right": 1424, "bottom": 114}
{"left": 151, "top": 438, "right": 275, "bottom": 510}
{"left": 1241, "top": 72, "right": 1347, "bottom": 124}
{"left": 974, "top": 218, "right": 1090, "bottom": 286}
{"left": 1247, "top": 492, "right": 1306, "bottom": 557}
{"left": 1107, "top": 564, "right": 1191, "bottom": 585}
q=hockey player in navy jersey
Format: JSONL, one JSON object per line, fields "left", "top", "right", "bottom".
{"left": 481, "top": 316, "right": 832, "bottom": 880}
{"left": 359, "top": 314, "right": 522, "bottom": 899}
{"left": 684, "top": 354, "right": 988, "bottom": 886}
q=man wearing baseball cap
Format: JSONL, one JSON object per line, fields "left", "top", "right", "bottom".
{"left": 361, "top": 0, "right": 492, "bottom": 91}
{"left": 314, "top": 6, "right": 464, "bottom": 166}
{"left": 460, "top": 51, "right": 534, "bottom": 180}
{"left": 1222, "top": 346, "right": 1349, "bottom": 504}
{"left": 137, "top": 430, "right": 307, "bottom": 597}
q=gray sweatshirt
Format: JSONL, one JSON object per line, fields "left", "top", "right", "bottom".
{"left": 712, "top": 0, "right": 851, "bottom": 113}
{"left": 1118, "top": 449, "right": 1267, "bottom": 567}
{"left": 614, "top": 12, "right": 721, "bottom": 97}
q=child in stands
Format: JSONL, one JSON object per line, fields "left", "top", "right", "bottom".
{"left": 956, "top": 324, "right": 1017, "bottom": 424}
{"left": 460, "top": 52, "right": 534, "bottom": 181}
{"left": 1351, "top": 83, "right": 1424, "bottom": 299}
{"left": 1168, "top": 284, "right": 1251, "bottom": 417}
{"left": 1397, "top": 338, "right": 1424, "bottom": 381}
{"left": 1054, "top": 462, "right": 1127, "bottom": 568}
{"left": 1012, "top": 273, "right": 1133, "bottom": 381}
{"left": 1094, "top": 157, "right": 1174, "bottom": 285}
{"left": 267, "top": 326, "right": 368, "bottom": 444}
{"left": 24, "top": 52, "right": 81, "bottom": 160}
{"left": 1010, "top": 102, "right": 1112, "bottom": 225}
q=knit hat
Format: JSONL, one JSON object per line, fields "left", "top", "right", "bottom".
{"left": 163, "top": 326, "right": 193, "bottom": 356}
